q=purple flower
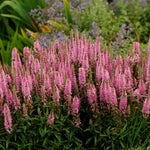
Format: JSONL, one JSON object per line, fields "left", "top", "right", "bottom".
{"left": 92, "top": 22, "right": 95, "bottom": 28}
{"left": 121, "top": 24, "right": 126, "bottom": 28}
{"left": 120, "top": 34, "right": 124, "bottom": 39}
{"left": 100, "top": 36, "right": 104, "bottom": 40}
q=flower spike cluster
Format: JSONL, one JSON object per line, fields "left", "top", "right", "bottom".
{"left": 0, "top": 34, "right": 150, "bottom": 133}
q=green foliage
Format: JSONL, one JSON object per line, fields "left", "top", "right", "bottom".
{"left": 111, "top": 0, "right": 150, "bottom": 43}
{"left": 63, "top": 0, "right": 74, "bottom": 28}
{"left": 0, "top": 0, "right": 45, "bottom": 65}
{"left": 78, "top": 0, "right": 125, "bottom": 43}
{"left": 0, "top": 0, "right": 45, "bottom": 31}
{"left": 0, "top": 27, "right": 32, "bottom": 67}
{"left": 1, "top": 104, "right": 150, "bottom": 149}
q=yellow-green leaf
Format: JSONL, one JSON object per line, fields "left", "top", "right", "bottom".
{"left": 47, "top": 20, "right": 69, "bottom": 31}
{"left": 41, "top": 24, "right": 51, "bottom": 32}
{"left": 26, "top": 28, "right": 39, "bottom": 38}
{"left": 20, "top": 27, "right": 28, "bottom": 39}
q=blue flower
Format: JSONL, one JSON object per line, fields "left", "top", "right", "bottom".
{"left": 121, "top": 24, "right": 126, "bottom": 28}
{"left": 92, "top": 22, "right": 95, "bottom": 28}
{"left": 100, "top": 36, "right": 104, "bottom": 40}
{"left": 120, "top": 34, "right": 124, "bottom": 39}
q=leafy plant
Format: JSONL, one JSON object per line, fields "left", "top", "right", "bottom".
{"left": 0, "top": 27, "right": 32, "bottom": 67}
{"left": 110, "top": 0, "right": 150, "bottom": 43}
{"left": 0, "top": 0, "right": 45, "bottom": 65}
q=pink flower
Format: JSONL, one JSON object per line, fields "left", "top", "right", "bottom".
{"left": 82, "top": 52, "right": 89, "bottom": 72}
{"left": 142, "top": 98, "right": 150, "bottom": 118}
{"left": 87, "top": 84, "right": 97, "bottom": 106}
{"left": 95, "top": 37, "right": 101, "bottom": 57}
{"left": 71, "top": 65, "right": 77, "bottom": 92}
{"left": 132, "top": 53, "right": 140, "bottom": 64}
{"left": 119, "top": 91, "right": 127, "bottom": 115}
{"left": 0, "top": 88, "right": 4, "bottom": 110}
{"left": 23, "top": 47, "right": 30, "bottom": 57}
{"left": 109, "top": 87, "right": 118, "bottom": 106}
{"left": 146, "top": 65, "right": 150, "bottom": 83}
{"left": 139, "top": 79, "right": 146, "bottom": 95}
{"left": 124, "top": 66, "right": 133, "bottom": 82}
{"left": 72, "top": 96, "right": 81, "bottom": 127}
{"left": 79, "top": 67, "right": 86, "bottom": 88}
{"left": 12, "top": 48, "right": 18, "bottom": 61}
{"left": 41, "top": 86, "right": 46, "bottom": 105}
{"left": 133, "top": 42, "right": 140, "bottom": 54}
{"left": 47, "top": 112, "right": 55, "bottom": 127}
{"left": 102, "top": 68, "right": 110, "bottom": 82}
{"left": 4, "top": 103, "right": 13, "bottom": 133}
{"left": 64, "top": 78, "right": 72, "bottom": 101}
{"left": 34, "top": 41, "right": 41, "bottom": 52}
{"left": 53, "top": 39, "right": 59, "bottom": 51}
{"left": 72, "top": 96, "right": 80, "bottom": 114}
{"left": 12, "top": 87, "right": 21, "bottom": 110}
{"left": 114, "top": 66, "right": 127, "bottom": 96}
{"left": 54, "top": 86, "right": 60, "bottom": 105}
{"left": 25, "top": 72, "right": 33, "bottom": 91}
{"left": 132, "top": 88, "right": 140, "bottom": 101}
{"left": 21, "top": 78, "right": 30, "bottom": 98}
{"left": 6, "top": 74, "right": 11, "bottom": 84}
{"left": 99, "top": 81, "right": 105, "bottom": 103}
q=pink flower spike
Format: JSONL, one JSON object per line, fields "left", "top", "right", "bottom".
{"left": 4, "top": 103, "right": 13, "bottom": 133}
{"left": 64, "top": 78, "right": 72, "bottom": 101}
{"left": 87, "top": 84, "right": 97, "bottom": 106}
{"left": 47, "top": 112, "right": 55, "bottom": 127}
{"left": 12, "top": 48, "right": 18, "bottom": 61}
{"left": 79, "top": 67, "right": 86, "bottom": 88}
{"left": 34, "top": 41, "right": 41, "bottom": 52}
{"left": 119, "top": 91, "right": 127, "bottom": 115}
{"left": 110, "top": 87, "right": 118, "bottom": 107}
{"left": 133, "top": 88, "right": 140, "bottom": 101}
{"left": 71, "top": 65, "right": 77, "bottom": 92}
{"left": 133, "top": 42, "right": 140, "bottom": 54}
{"left": 72, "top": 96, "right": 81, "bottom": 127}
{"left": 72, "top": 96, "right": 80, "bottom": 114}
{"left": 54, "top": 86, "right": 60, "bottom": 105}
{"left": 12, "top": 87, "right": 21, "bottom": 110}
{"left": 23, "top": 47, "right": 30, "bottom": 57}
{"left": 142, "top": 98, "right": 150, "bottom": 118}
{"left": 139, "top": 79, "right": 146, "bottom": 96}
{"left": 82, "top": 52, "right": 89, "bottom": 72}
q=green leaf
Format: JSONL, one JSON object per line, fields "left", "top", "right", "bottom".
{"left": 0, "top": 14, "right": 22, "bottom": 21}
{"left": 0, "top": 39, "right": 5, "bottom": 63}
{"left": 42, "top": 137, "right": 48, "bottom": 147}
{"left": 0, "top": 144, "right": 5, "bottom": 150}
{"left": 0, "top": 0, "right": 29, "bottom": 21}
{"left": 85, "top": 137, "right": 92, "bottom": 145}
{"left": 63, "top": 0, "right": 73, "bottom": 27}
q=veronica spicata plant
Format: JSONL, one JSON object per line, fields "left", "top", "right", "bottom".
{"left": 1, "top": 31, "right": 150, "bottom": 148}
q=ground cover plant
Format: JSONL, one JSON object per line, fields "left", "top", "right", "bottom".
{"left": 0, "top": 31, "right": 150, "bottom": 149}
